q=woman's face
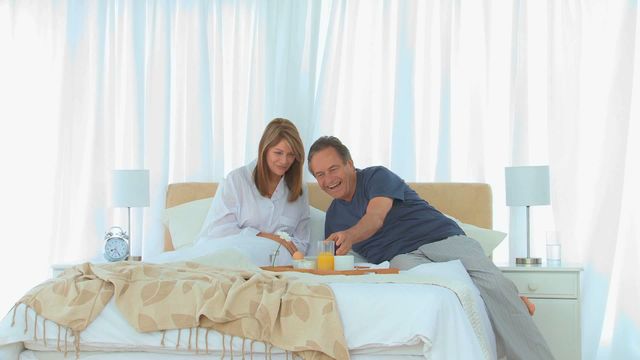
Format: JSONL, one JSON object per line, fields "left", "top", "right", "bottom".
{"left": 266, "top": 139, "right": 296, "bottom": 179}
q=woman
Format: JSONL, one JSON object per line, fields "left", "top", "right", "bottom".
{"left": 196, "top": 118, "right": 309, "bottom": 256}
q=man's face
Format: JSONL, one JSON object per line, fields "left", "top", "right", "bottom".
{"left": 309, "top": 147, "right": 356, "bottom": 201}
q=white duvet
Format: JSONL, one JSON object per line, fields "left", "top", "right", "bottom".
{"left": 0, "top": 235, "right": 497, "bottom": 360}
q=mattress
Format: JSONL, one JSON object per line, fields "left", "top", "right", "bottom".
{"left": 0, "top": 259, "right": 497, "bottom": 360}
{"left": 18, "top": 350, "right": 427, "bottom": 359}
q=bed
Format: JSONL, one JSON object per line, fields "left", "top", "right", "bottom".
{"left": 0, "top": 182, "right": 505, "bottom": 360}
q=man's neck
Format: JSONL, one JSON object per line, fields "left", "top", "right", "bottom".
{"left": 342, "top": 172, "right": 357, "bottom": 202}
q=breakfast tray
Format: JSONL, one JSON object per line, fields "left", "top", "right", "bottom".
{"left": 260, "top": 265, "right": 400, "bottom": 275}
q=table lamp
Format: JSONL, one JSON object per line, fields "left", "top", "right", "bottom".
{"left": 505, "top": 165, "right": 550, "bottom": 265}
{"left": 112, "top": 169, "right": 150, "bottom": 261}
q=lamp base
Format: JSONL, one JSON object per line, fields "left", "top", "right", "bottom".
{"left": 515, "top": 257, "right": 542, "bottom": 265}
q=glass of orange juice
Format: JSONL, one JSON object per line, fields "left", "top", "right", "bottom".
{"left": 316, "top": 240, "right": 335, "bottom": 271}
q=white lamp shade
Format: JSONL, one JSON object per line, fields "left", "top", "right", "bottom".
{"left": 112, "top": 170, "right": 150, "bottom": 207}
{"left": 505, "top": 166, "right": 550, "bottom": 206}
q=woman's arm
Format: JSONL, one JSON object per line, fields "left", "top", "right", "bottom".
{"left": 257, "top": 186, "right": 311, "bottom": 256}
{"left": 256, "top": 231, "right": 298, "bottom": 255}
{"left": 197, "top": 173, "right": 261, "bottom": 242}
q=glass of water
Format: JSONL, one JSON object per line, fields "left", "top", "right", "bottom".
{"left": 546, "top": 231, "right": 561, "bottom": 266}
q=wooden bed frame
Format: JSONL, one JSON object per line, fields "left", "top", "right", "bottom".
{"left": 163, "top": 182, "right": 492, "bottom": 252}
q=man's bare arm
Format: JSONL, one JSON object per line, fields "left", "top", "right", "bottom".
{"left": 327, "top": 196, "right": 393, "bottom": 255}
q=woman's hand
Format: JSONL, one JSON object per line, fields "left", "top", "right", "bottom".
{"left": 257, "top": 232, "right": 298, "bottom": 255}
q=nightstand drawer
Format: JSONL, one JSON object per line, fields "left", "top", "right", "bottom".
{"left": 503, "top": 271, "right": 579, "bottom": 298}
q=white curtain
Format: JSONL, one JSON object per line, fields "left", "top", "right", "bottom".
{"left": 0, "top": 0, "right": 64, "bottom": 324}
{"left": 0, "top": 1, "right": 638, "bottom": 358}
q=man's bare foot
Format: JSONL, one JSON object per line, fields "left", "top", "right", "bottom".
{"left": 520, "top": 296, "right": 535, "bottom": 315}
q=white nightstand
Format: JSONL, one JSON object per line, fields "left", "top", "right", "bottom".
{"left": 51, "top": 257, "right": 109, "bottom": 278}
{"left": 50, "top": 263, "right": 74, "bottom": 278}
{"left": 500, "top": 264, "right": 582, "bottom": 360}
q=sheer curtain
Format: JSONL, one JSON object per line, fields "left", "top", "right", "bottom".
{"left": 0, "top": 0, "right": 63, "bottom": 323}
{"left": 0, "top": 1, "right": 638, "bottom": 358}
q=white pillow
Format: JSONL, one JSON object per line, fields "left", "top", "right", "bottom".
{"left": 308, "top": 207, "right": 368, "bottom": 262}
{"left": 307, "top": 206, "right": 326, "bottom": 257}
{"left": 163, "top": 201, "right": 326, "bottom": 254}
{"left": 445, "top": 214, "right": 506, "bottom": 256}
{"left": 306, "top": 206, "right": 504, "bottom": 258}
{"left": 162, "top": 197, "right": 213, "bottom": 249}
{"left": 161, "top": 200, "right": 505, "bottom": 259}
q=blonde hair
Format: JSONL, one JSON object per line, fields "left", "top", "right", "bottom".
{"left": 254, "top": 118, "right": 305, "bottom": 201}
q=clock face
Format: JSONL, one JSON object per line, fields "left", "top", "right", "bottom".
{"left": 104, "top": 236, "right": 129, "bottom": 262}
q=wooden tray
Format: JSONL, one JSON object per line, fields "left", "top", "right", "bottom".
{"left": 261, "top": 265, "right": 399, "bottom": 276}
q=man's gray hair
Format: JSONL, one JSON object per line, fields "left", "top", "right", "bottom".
{"left": 307, "top": 136, "right": 352, "bottom": 174}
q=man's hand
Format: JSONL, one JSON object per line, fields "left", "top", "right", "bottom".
{"left": 257, "top": 232, "right": 298, "bottom": 255}
{"left": 326, "top": 230, "right": 354, "bottom": 255}
{"left": 324, "top": 197, "right": 393, "bottom": 254}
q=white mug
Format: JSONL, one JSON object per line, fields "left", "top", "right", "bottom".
{"left": 334, "top": 255, "right": 355, "bottom": 271}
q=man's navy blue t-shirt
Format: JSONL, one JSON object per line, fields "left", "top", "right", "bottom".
{"left": 325, "top": 166, "right": 465, "bottom": 264}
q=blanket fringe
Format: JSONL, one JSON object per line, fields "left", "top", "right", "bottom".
{"left": 73, "top": 330, "right": 81, "bottom": 360}
{"left": 8, "top": 304, "right": 295, "bottom": 360}
{"left": 56, "top": 324, "right": 61, "bottom": 351}
{"left": 33, "top": 313, "right": 38, "bottom": 341}
{"left": 43, "top": 319, "right": 47, "bottom": 346}
{"left": 205, "top": 328, "right": 210, "bottom": 353}
{"left": 230, "top": 335, "right": 234, "bottom": 359}
{"left": 221, "top": 333, "right": 226, "bottom": 358}
{"left": 13, "top": 304, "right": 86, "bottom": 360}
{"left": 23, "top": 304, "right": 28, "bottom": 334}
{"left": 63, "top": 327, "right": 68, "bottom": 357}
{"left": 195, "top": 327, "right": 199, "bottom": 354}
{"left": 11, "top": 303, "right": 17, "bottom": 326}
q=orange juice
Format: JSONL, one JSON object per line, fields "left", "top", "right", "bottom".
{"left": 317, "top": 252, "right": 334, "bottom": 271}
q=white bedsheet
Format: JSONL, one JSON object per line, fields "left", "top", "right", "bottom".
{"left": 18, "top": 350, "right": 428, "bottom": 359}
{"left": 0, "top": 243, "right": 497, "bottom": 360}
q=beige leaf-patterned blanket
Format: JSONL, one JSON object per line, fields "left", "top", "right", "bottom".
{"left": 15, "top": 261, "right": 349, "bottom": 359}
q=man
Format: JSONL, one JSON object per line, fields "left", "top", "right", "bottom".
{"left": 307, "top": 136, "right": 554, "bottom": 360}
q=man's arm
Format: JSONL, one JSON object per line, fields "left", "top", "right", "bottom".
{"left": 327, "top": 196, "right": 393, "bottom": 255}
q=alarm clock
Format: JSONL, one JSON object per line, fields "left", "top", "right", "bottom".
{"left": 104, "top": 226, "right": 130, "bottom": 262}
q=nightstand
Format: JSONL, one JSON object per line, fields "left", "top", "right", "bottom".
{"left": 51, "top": 257, "right": 109, "bottom": 278}
{"left": 50, "top": 263, "right": 74, "bottom": 278}
{"left": 500, "top": 264, "right": 582, "bottom": 360}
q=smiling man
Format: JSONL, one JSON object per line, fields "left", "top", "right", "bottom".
{"left": 307, "top": 136, "right": 554, "bottom": 360}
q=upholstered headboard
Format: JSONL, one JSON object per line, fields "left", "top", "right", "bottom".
{"left": 163, "top": 182, "right": 492, "bottom": 252}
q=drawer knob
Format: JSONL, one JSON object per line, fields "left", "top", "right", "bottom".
{"left": 528, "top": 283, "right": 538, "bottom": 291}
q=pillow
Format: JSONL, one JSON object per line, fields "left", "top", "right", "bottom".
{"left": 162, "top": 197, "right": 213, "bottom": 249}
{"left": 163, "top": 201, "right": 327, "bottom": 254}
{"left": 445, "top": 214, "right": 506, "bottom": 256}
{"left": 307, "top": 207, "right": 368, "bottom": 262}
{"left": 307, "top": 206, "right": 326, "bottom": 257}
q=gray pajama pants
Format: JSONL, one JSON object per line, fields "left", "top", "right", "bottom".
{"left": 390, "top": 235, "right": 554, "bottom": 360}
